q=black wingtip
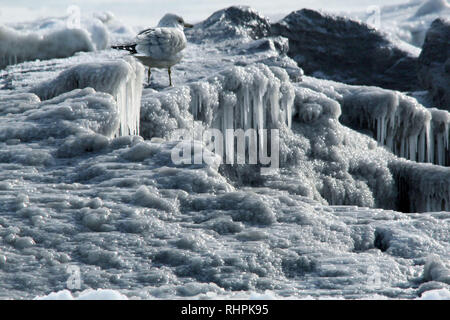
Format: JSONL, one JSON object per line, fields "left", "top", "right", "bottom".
{"left": 111, "top": 44, "right": 138, "bottom": 54}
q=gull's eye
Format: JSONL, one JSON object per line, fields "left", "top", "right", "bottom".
{"left": 178, "top": 19, "right": 183, "bottom": 23}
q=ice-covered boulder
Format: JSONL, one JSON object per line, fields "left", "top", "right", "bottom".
{"left": 31, "top": 57, "right": 144, "bottom": 136}
{"left": 271, "top": 9, "right": 419, "bottom": 91}
{"left": 418, "top": 18, "right": 450, "bottom": 110}
{"left": 188, "top": 6, "right": 270, "bottom": 42}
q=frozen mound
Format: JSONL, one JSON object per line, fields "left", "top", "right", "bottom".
{"left": 414, "top": 0, "right": 450, "bottom": 17}
{"left": 188, "top": 6, "right": 271, "bottom": 42}
{"left": 0, "top": 25, "right": 94, "bottom": 70}
{"left": 31, "top": 57, "right": 144, "bottom": 136}
{"left": 418, "top": 18, "right": 450, "bottom": 110}
{"left": 271, "top": 9, "right": 419, "bottom": 91}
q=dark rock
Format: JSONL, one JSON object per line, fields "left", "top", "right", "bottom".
{"left": 187, "top": 6, "right": 270, "bottom": 42}
{"left": 271, "top": 9, "right": 419, "bottom": 91}
{"left": 418, "top": 18, "right": 450, "bottom": 110}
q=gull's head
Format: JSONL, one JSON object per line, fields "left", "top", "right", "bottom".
{"left": 157, "top": 13, "right": 193, "bottom": 29}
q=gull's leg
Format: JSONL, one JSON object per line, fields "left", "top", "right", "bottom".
{"left": 147, "top": 68, "right": 151, "bottom": 84}
{"left": 168, "top": 67, "right": 172, "bottom": 86}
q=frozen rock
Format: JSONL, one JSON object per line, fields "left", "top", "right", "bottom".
{"left": 189, "top": 6, "right": 270, "bottom": 42}
{"left": 418, "top": 18, "right": 450, "bottom": 110}
{"left": 271, "top": 9, "right": 419, "bottom": 91}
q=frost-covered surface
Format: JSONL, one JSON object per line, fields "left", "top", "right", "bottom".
{"left": 0, "top": 2, "right": 449, "bottom": 300}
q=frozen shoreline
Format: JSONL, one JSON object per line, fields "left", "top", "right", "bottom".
{"left": 0, "top": 0, "right": 449, "bottom": 300}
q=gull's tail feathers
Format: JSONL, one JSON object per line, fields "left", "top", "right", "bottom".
{"left": 111, "top": 44, "right": 138, "bottom": 54}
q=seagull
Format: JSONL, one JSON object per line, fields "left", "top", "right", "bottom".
{"left": 112, "top": 14, "right": 193, "bottom": 86}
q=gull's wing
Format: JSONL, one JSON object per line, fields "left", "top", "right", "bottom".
{"left": 135, "top": 27, "right": 186, "bottom": 60}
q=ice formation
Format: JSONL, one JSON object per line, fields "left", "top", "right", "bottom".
{"left": 189, "top": 64, "right": 295, "bottom": 163}
{"left": 390, "top": 159, "right": 450, "bottom": 212}
{"left": 31, "top": 57, "right": 144, "bottom": 136}
{"left": 0, "top": 3, "right": 449, "bottom": 300}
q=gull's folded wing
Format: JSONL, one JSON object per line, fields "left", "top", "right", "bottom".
{"left": 135, "top": 27, "right": 186, "bottom": 60}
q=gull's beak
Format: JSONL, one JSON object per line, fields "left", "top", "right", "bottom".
{"left": 183, "top": 22, "right": 194, "bottom": 28}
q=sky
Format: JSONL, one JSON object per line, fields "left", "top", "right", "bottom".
{"left": 0, "top": 0, "right": 410, "bottom": 27}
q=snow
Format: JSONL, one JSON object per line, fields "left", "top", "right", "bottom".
{"left": 414, "top": 0, "right": 450, "bottom": 17}
{"left": 0, "top": 25, "right": 94, "bottom": 70}
{"left": 36, "top": 289, "right": 129, "bottom": 300}
{"left": 0, "top": 1, "right": 449, "bottom": 301}
{"left": 419, "top": 288, "right": 450, "bottom": 300}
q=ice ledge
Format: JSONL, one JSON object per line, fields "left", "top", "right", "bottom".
{"left": 31, "top": 57, "right": 144, "bottom": 137}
